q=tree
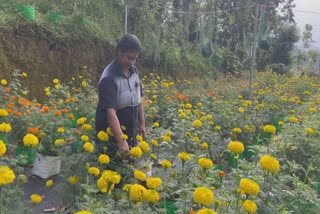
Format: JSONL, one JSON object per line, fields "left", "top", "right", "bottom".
{"left": 271, "top": 23, "right": 299, "bottom": 67}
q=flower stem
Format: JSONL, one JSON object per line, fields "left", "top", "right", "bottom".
{"left": 0, "top": 186, "right": 2, "bottom": 214}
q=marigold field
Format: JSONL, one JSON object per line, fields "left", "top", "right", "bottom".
{"left": 0, "top": 70, "right": 320, "bottom": 213}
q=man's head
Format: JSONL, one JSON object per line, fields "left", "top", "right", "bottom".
{"left": 116, "top": 34, "right": 141, "bottom": 53}
{"left": 116, "top": 34, "right": 141, "bottom": 68}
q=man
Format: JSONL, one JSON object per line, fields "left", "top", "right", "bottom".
{"left": 95, "top": 34, "right": 146, "bottom": 159}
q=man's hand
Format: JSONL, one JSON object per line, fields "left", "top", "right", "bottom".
{"left": 139, "top": 125, "right": 147, "bottom": 140}
{"left": 118, "top": 139, "right": 130, "bottom": 159}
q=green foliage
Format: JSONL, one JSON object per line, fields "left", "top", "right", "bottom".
{"left": 272, "top": 24, "right": 300, "bottom": 66}
{"left": 267, "top": 63, "right": 289, "bottom": 75}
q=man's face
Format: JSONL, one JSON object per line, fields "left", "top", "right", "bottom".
{"left": 119, "top": 50, "right": 139, "bottom": 68}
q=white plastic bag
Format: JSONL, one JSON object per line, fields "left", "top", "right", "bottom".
{"left": 32, "top": 153, "right": 61, "bottom": 179}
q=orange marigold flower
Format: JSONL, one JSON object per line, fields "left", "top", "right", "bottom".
{"left": 41, "top": 106, "right": 50, "bottom": 113}
{"left": 54, "top": 110, "right": 62, "bottom": 116}
{"left": 75, "top": 129, "right": 82, "bottom": 136}
{"left": 67, "top": 97, "right": 74, "bottom": 103}
{"left": 7, "top": 102, "right": 14, "bottom": 109}
{"left": 62, "top": 108, "right": 69, "bottom": 113}
{"left": 69, "top": 113, "right": 74, "bottom": 120}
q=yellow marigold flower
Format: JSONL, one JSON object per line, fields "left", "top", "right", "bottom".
{"left": 88, "top": 167, "right": 100, "bottom": 176}
{"left": 206, "top": 114, "right": 213, "bottom": 120}
{"left": 1, "top": 79, "right": 7, "bottom": 86}
{"left": 193, "top": 136, "right": 200, "bottom": 143}
{"left": 201, "top": 142, "right": 209, "bottom": 149}
{"left": 81, "top": 124, "right": 92, "bottom": 132}
{"left": 242, "top": 199, "right": 257, "bottom": 213}
{"left": 196, "top": 102, "right": 203, "bottom": 107}
{"left": 0, "top": 140, "right": 7, "bottom": 156}
{"left": 18, "top": 174, "right": 27, "bottom": 184}
{"left": 197, "top": 208, "right": 217, "bottom": 214}
{"left": 0, "top": 109, "right": 8, "bottom": 117}
{"left": 81, "top": 135, "right": 89, "bottom": 142}
{"left": 122, "top": 184, "right": 132, "bottom": 192}
{"left": 97, "top": 170, "right": 121, "bottom": 192}
{"left": 150, "top": 153, "right": 157, "bottom": 160}
{"left": 68, "top": 176, "right": 79, "bottom": 185}
{"left": 130, "top": 147, "right": 142, "bottom": 158}
{"left": 139, "top": 141, "right": 150, "bottom": 153}
{"left": 134, "top": 169, "right": 147, "bottom": 181}
{"left": 76, "top": 117, "right": 87, "bottom": 125}
{"left": 278, "top": 121, "right": 284, "bottom": 126}
{"left": 179, "top": 112, "right": 186, "bottom": 118}
{"left": 136, "top": 134, "right": 143, "bottom": 142}
{"left": 56, "top": 127, "right": 65, "bottom": 133}
{"left": 30, "top": 194, "right": 42, "bottom": 204}
{"left": 161, "top": 160, "right": 172, "bottom": 169}
{"left": 309, "top": 108, "right": 317, "bottom": 113}
{"left": 146, "top": 177, "right": 162, "bottom": 189}
{"left": 23, "top": 133, "right": 39, "bottom": 147}
{"left": 97, "top": 179, "right": 110, "bottom": 194}
{"left": 97, "top": 130, "right": 109, "bottom": 142}
{"left": 52, "top": 79, "right": 59, "bottom": 84}
{"left": 54, "top": 139, "right": 65, "bottom": 146}
{"left": 214, "top": 126, "right": 221, "bottom": 131}
{"left": 55, "top": 85, "right": 60, "bottom": 90}
{"left": 186, "top": 103, "right": 192, "bottom": 109}
{"left": 0, "top": 123, "right": 12, "bottom": 133}
{"left": 83, "top": 142, "right": 94, "bottom": 153}
{"left": 151, "top": 139, "right": 158, "bottom": 147}
{"left": 153, "top": 122, "right": 160, "bottom": 128}
{"left": 198, "top": 158, "right": 213, "bottom": 169}
{"left": 193, "top": 119, "right": 202, "bottom": 128}
{"left": 144, "top": 189, "right": 160, "bottom": 203}
{"left": 240, "top": 178, "right": 260, "bottom": 196}
{"left": 178, "top": 152, "right": 191, "bottom": 162}
{"left": 263, "top": 125, "right": 276, "bottom": 134}
{"left": 228, "top": 141, "right": 244, "bottom": 154}
{"left": 193, "top": 186, "right": 214, "bottom": 206}
{"left": 121, "top": 133, "right": 128, "bottom": 140}
{"left": 98, "top": 154, "right": 110, "bottom": 164}
{"left": 305, "top": 127, "right": 314, "bottom": 134}
{"left": 106, "top": 127, "right": 114, "bottom": 136}
{"left": 22, "top": 72, "right": 27, "bottom": 77}
{"left": 81, "top": 80, "right": 87, "bottom": 87}
{"left": 238, "top": 107, "right": 245, "bottom": 113}
{"left": 0, "top": 166, "right": 16, "bottom": 186}
{"left": 129, "top": 184, "right": 147, "bottom": 202}
{"left": 233, "top": 127, "right": 242, "bottom": 134}
{"left": 259, "top": 155, "right": 280, "bottom": 173}
{"left": 185, "top": 131, "right": 192, "bottom": 137}
{"left": 46, "top": 180, "right": 53, "bottom": 187}
{"left": 289, "top": 117, "right": 298, "bottom": 123}
{"left": 74, "top": 210, "right": 92, "bottom": 214}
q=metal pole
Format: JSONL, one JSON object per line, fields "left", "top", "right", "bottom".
{"left": 249, "top": 5, "right": 260, "bottom": 100}
{"left": 125, "top": 5, "right": 128, "bottom": 34}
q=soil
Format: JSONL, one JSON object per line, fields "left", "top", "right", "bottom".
{"left": 0, "top": 23, "right": 114, "bottom": 100}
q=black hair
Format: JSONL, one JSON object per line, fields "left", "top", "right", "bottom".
{"left": 116, "top": 34, "right": 141, "bottom": 53}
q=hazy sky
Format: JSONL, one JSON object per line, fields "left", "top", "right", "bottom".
{"left": 293, "top": 0, "right": 320, "bottom": 48}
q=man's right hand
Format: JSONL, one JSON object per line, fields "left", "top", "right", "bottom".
{"left": 118, "top": 139, "right": 130, "bottom": 159}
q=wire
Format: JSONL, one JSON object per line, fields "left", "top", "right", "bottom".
{"left": 293, "top": 10, "right": 320, "bottom": 15}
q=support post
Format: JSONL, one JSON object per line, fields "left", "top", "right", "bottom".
{"left": 125, "top": 5, "right": 128, "bottom": 34}
{"left": 249, "top": 5, "right": 260, "bottom": 100}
